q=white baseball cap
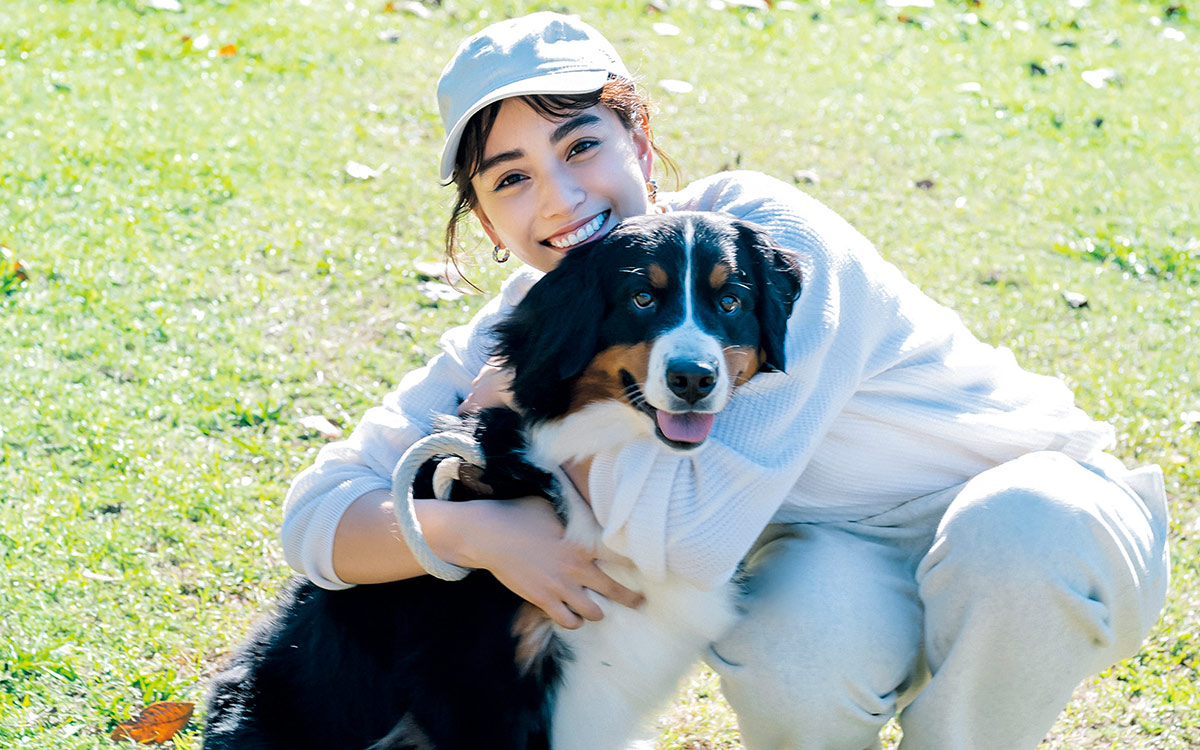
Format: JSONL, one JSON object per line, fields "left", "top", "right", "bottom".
{"left": 436, "top": 12, "right": 632, "bottom": 183}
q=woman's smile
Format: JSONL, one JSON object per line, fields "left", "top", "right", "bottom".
{"left": 545, "top": 210, "right": 611, "bottom": 250}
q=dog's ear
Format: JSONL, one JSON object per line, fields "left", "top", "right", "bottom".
{"left": 735, "top": 220, "right": 802, "bottom": 373}
{"left": 490, "top": 254, "right": 605, "bottom": 416}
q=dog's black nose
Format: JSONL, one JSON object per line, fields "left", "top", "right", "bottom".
{"left": 666, "top": 359, "right": 718, "bottom": 404}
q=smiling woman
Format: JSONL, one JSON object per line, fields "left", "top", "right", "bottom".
{"left": 443, "top": 77, "right": 672, "bottom": 275}
{"left": 273, "top": 11, "right": 1170, "bottom": 750}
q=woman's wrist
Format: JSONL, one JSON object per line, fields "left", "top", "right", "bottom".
{"left": 416, "top": 498, "right": 479, "bottom": 569}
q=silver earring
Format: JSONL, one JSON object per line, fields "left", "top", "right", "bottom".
{"left": 492, "top": 245, "right": 510, "bottom": 263}
{"left": 646, "top": 178, "right": 658, "bottom": 204}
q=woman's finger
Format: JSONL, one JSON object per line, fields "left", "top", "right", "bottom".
{"left": 581, "top": 564, "right": 644, "bottom": 610}
{"left": 565, "top": 590, "right": 605, "bottom": 623}
{"left": 546, "top": 600, "right": 584, "bottom": 630}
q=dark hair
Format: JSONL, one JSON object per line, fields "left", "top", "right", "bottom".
{"left": 443, "top": 77, "right": 677, "bottom": 286}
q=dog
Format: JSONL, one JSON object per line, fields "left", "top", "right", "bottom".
{"left": 202, "top": 212, "right": 803, "bottom": 750}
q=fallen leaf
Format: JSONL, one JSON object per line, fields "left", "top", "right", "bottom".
{"left": 646, "top": 0, "right": 670, "bottom": 12}
{"left": 218, "top": 43, "right": 238, "bottom": 57}
{"left": 1161, "top": 28, "right": 1186, "bottom": 41}
{"left": 652, "top": 22, "right": 681, "bottom": 35}
{"left": 418, "top": 281, "right": 464, "bottom": 303}
{"left": 1062, "top": 290, "right": 1089, "bottom": 308}
{"left": 81, "top": 569, "right": 121, "bottom": 583}
{"left": 110, "top": 702, "right": 194, "bottom": 744}
{"left": 299, "top": 415, "right": 343, "bottom": 440}
{"left": 413, "top": 259, "right": 463, "bottom": 286}
{"left": 345, "top": 161, "right": 387, "bottom": 180}
{"left": 400, "top": 1, "right": 432, "bottom": 18}
{"left": 658, "top": 79, "right": 694, "bottom": 94}
{"left": 914, "top": 178, "right": 935, "bottom": 190}
{"left": 378, "top": 29, "right": 403, "bottom": 43}
{"left": 146, "top": 0, "right": 183, "bottom": 11}
{"left": 1081, "top": 68, "right": 1119, "bottom": 88}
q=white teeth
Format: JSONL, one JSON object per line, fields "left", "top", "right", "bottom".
{"left": 549, "top": 212, "right": 606, "bottom": 249}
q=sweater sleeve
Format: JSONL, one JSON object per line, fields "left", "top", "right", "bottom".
{"left": 586, "top": 171, "right": 924, "bottom": 589}
{"left": 281, "top": 267, "right": 542, "bottom": 589}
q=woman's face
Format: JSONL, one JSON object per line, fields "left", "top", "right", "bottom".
{"left": 470, "top": 98, "right": 655, "bottom": 273}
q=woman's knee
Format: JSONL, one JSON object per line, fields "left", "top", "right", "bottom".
{"left": 711, "top": 528, "right": 922, "bottom": 745}
{"left": 919, "top": 451, "right": 1167, "bottom": 657}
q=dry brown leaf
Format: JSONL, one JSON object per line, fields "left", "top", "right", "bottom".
{"left": 1062, "top": 290, "right": 1089, "bottom": 309}
{"left": 110, "top": 701, "right": 194, "bottom": 744}
{"left": 218, "top": 44, "right": 238, "bottom": 58}
{"left": 413, "top": 259, "right": 463, "bottom": 286}
{"left": 299, "top": 415, "right": 344, "bottom": 440}
{"left": 418, "top": 281, "right": 464, "bottom": 303}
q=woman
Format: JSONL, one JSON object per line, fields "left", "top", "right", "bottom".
{"left": 282, "top": 12, "right": 1169, "bottom": 749}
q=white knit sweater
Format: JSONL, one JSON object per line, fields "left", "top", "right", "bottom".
{"left": 281, "top": 171, "right": 1115, "bottom": 590}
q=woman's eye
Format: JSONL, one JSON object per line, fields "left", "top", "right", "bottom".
{"left": 495, "top": 173, "right": 525, "bottom": 190}
{"left": 719, "top": 293, "right": 741, "bottom": 314}
{"left": 632, "top": 290, "right": 655, "bottom": 309}
{"left": 569, "top": 139, "right": 599, "bottom": 157}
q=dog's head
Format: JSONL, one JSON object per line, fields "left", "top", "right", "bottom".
{"left": 492, "top": 212, "right": 802, "bottom": 452}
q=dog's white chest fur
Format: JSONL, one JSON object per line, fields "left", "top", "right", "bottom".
{"left": 528, "top": 411, "right": 739, "bottom": 750}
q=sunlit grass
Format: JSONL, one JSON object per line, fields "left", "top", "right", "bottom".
{"left": 1, "top": 0, "right": 1197, "bottom": 747}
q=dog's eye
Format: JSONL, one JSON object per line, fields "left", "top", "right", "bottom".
{"left": 632, "top": 290, "right": 655, "bottom": 309}
{"left": 718, "top": 293, "right": 741, "bottom": 314}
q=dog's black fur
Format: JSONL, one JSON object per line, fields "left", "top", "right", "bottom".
{"left": 202, "top": 213, "right": 803, "bottom": 750}
{"left": 204, "top": 409, "right": 562, "bottom": 750}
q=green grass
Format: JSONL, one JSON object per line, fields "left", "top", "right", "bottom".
{"left": 2, "top": 0, "right": 1198, "bottom": 747}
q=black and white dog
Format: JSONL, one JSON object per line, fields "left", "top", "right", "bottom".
{"left": 203, "top": 212, "right": 803, "bottom": 750}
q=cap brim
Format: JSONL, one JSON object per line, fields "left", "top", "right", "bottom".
{"left": 439, "top": 70, "right": 613, "bottom": 184}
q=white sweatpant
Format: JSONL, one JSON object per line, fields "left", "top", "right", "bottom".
{"left": 707, "top": 451, "right": 1170, "bottom": 750}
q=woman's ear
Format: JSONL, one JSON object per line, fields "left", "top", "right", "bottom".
{"left": 631, "top": 123, "right": 654, "bottom": 182}
{"left": 473, "top": 205, "right": 503, "bottom": 248}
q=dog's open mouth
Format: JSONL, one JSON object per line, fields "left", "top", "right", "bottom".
{"left": 620, "top": 370, "right": 715, "bottom": 449}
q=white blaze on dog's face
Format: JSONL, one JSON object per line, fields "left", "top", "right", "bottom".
{"left": 497, "top": 212, "right": 801, "bottom": 460}
{"left": 639, "top": 218, "right": 736, "bottom": 448}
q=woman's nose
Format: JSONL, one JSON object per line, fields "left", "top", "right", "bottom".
{"left": 538, "top": 166, "right": 585, "bottom": 219}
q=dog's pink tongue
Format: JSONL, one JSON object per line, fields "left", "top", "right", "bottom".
{"left": 655, "top": 412, "right": 715, "bottom": 444}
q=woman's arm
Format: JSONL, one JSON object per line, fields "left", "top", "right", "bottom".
{"left": 282, "top": 269, "right": 641, "bottom": 626}
{"left": 332, "top": 488, "right": 642, "bottom": 628}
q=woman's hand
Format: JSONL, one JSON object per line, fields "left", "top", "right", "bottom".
{"left": 458, "top": 358, "right": 515, "bottom": 415}
{"left": 458, "top": 496, "right": 644, "bottom": 629}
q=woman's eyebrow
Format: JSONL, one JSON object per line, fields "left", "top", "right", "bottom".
{"left": 478, "top": 149, "right": 524, "bottom": 177}
{"left": 551, "top": 113, "right": 602, "bottom": 144}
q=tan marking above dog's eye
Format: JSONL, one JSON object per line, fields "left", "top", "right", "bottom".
{"left": 648, "top": 264, "right": 668, "bottom": 289}
{"left": 709, "top": 263, "right": 731, "bottom": 290}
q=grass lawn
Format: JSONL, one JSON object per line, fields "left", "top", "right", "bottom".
{"left": 1, "top": 0, "right": 1197, "bottom": 747}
